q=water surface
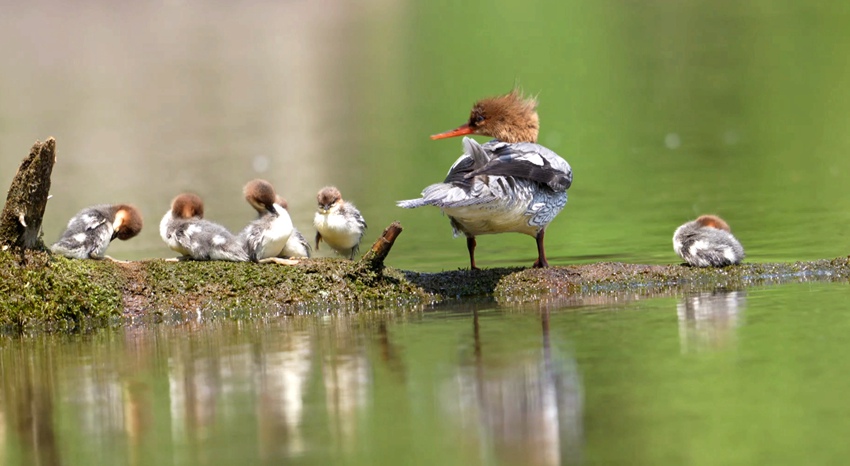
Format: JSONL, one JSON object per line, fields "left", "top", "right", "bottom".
{"left": 3, "top": 283, "right": 850, "bottom": 465}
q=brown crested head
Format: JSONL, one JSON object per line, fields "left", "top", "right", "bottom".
{"left": 243, "top": 179, "right": 278, "bottom": 214}
{"left": 171, "top": 193, "right": 204, "bottom": 220}
{"left": 431, "top": 89, "right": 539, "bottom": 143}
{"left": 695, "top": 215, "right": 731, "bottom": 232}
{"left": 275, "top": 195, "right": 289, "bottom": 210}
{"left": 317, "top": 186, "right": 342, "bottom": 210}
{"left": 113, "top": 204, "right": 143, "bottom": 240}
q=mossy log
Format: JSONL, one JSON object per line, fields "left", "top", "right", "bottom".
{"left": 3, "top": 248, "right": 850, "bottom": 331}
{"left": 2, "top": 137, "right": 850, "bottom": 332}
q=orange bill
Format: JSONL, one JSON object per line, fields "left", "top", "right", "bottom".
{"left": 430, "top": 123, "right": 474, "bottom": 140}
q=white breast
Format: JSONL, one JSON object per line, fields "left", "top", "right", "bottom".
{"left": 160, "top": 211, "right": 191, "bottom": 256}
{"left": 314, "top": 209, "right": 361, "bottom": 250}
{"left": 255, "top": 207, "right": 294, "bottom": 259}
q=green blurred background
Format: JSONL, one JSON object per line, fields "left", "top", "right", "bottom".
{"left": 3, "top": 0, "right": 849, "bottom": 270}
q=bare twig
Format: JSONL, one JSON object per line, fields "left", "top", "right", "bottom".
{"left": 358, "top": 221, "right": 403, "bottom": 273}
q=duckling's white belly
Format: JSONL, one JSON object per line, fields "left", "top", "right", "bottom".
{"left": 314, "top": 212, "right": 360, "bottom": 250}
{"left": 255, "top": 215, "right": 293, "bottom": 260}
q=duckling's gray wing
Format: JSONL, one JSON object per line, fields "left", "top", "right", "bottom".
{"left": 174, "top": 220, "right": 248, "bottom": 261}
{"left": 281, "top": 228, "right": 311, "bottom": 258}
{"left": 51, "top": 206, "right": 115, "bottom": 259}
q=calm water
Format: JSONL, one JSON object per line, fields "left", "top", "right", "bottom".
{"left": 2, "top": 283, "right": 850, "bottom": 465}
{"left": 2, "top": 1, "right": 850, "bottom": 464}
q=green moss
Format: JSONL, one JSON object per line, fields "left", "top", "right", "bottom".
{"left": 0, "top": 250, "right": 124, "bottom": 332}
{"left": 128, "top": 258, "right": 430, "bottom": 320}
{"left": 491, "top": 258, "right": 850, "bottom": 299}
{"left": 3, "top": 249, "right": 850, "bottom": 333}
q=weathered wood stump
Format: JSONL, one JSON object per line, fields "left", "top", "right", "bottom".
{"left": 0, "top": 138, "right": 56, "bottom": 252}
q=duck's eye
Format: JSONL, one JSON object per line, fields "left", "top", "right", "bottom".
{"left": 470, "top": 113, "right": 485, "bottom": 127}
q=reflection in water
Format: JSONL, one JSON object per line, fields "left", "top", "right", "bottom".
{"left": 256, "top": 333, "right": 312, "bottom": 458}
{"left": 0, "top": 343, "right": 61, "bottom": 466}
{"left": 169, "top": 351, "right": 221, "bottom": 464}
{"left": 4, "top": 285, "right": 850, "bottom": 464}
{"left": 0, "top": 311, "right": 584, "bottom": 465}
{"left": 0, "top": 403, "right": 5, "bottom": 466}
{"left": 322, "top": 319, "right": 371, "bottom": 455}
{"left": 677, "top": 291, "right": 746, "bottom": 352}
{"left": 449, "top": 309, "right": 583, "bottom": 466}
{"left": 149, "top": 319, "right": 375, "bottom": 463}
{"left": 71, "top": 364, "right": 125, "bottom": 441}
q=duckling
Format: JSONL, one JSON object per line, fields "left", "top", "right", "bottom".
{"left": 274, "top": 195, "right": 311, "bottom": 259}
{"left": 238, "top": 179, "right": 297, "bottom": 264}
{"left": 673, "top": 215, "right": 745, "bottom": 267}
{"left": 313, "top": 186, "right": 367, "bottom": 260}
{"left": 160, "top": 193, "right": 248, "bottom": 261}
{"left": 51, "top": 204, "right": 143, "bottom": 260}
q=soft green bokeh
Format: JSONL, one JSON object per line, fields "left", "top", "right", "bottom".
{"left": 2, "top": 1, "right": 848, "bottom": 270}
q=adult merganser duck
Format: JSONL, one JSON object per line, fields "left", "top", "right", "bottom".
{"left": 673, "top": 215, "right": 744, "bottom": 267}
{"left": 397, "top": 89, "right": 572, "bottom": 269}
{"left": 238, "top": 179, "right": 297, "bottom": 263}
{"left": 273, "top": 195, "right": 312, "bottom": 259}
{"left": 160, "top": 193, "right": 248, "bottom": 261}
{"left": 313, "top": 186, "right": 367, "bottom": 260}
{"left": 50, "top": 204, "right": 143, "bottom": 260}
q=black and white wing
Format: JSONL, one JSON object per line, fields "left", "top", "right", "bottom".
{"left": 465, "top": 140, "right": 572, "bottom": 192}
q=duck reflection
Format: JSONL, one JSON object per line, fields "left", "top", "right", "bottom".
{"left": 677, "top": 290, "right": 746, "bottom": 352}
{"left": 450, "top": 309, "right": 583, "bottom": 466}
{"left": 321, "top": 318, "right": 371, "bottom": 454}
{"left": 162, "top": 318, "right": 374, "bottom": 461}
{"left": 254, "top": 318, "right": 372, "bottom": 458}
{"left": 169, "top": 350, "right": 221, "bottom": 464}
{"left": 255, "top": 332, "right": 312, "bottom": 458}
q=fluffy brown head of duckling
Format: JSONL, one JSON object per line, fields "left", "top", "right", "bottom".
{"left": 113, "top": 204, "right": 144, "bottom": 240}
{"left": 695, "top": 214, "right": 731, "bottom": 232}
{"left": 275, "top": 195, "right": 289, "bottom": 210}
{"left": 244, "top": 179, "right": 278, "bottom": 214}
{"left": 171, "top": 193, "right": 204, "bottom": 220}
{"left": 431, "top": 89, "right": 540, "bottom": 144}
{"left": 316, "top": 186, "right": 342, "bottom": 211}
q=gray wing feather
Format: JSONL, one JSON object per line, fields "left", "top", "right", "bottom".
{"left": 51, "top": 207, "right": 115, "bottom": 259}
{"left": 175, "top": 219, "right": 248, "bottom": 261}
{"left": 396, "top": 138, "right": 571, "bottom": 215}
{"left": 675, "top": 227, "right": 745, "bottom": 267}
{"left": 281, "top": 228, "right": 312, "bottom": 258}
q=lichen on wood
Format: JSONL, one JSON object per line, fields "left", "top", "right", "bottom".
{"left": 0, "top": 138, "right": 56, "bottom": 252}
